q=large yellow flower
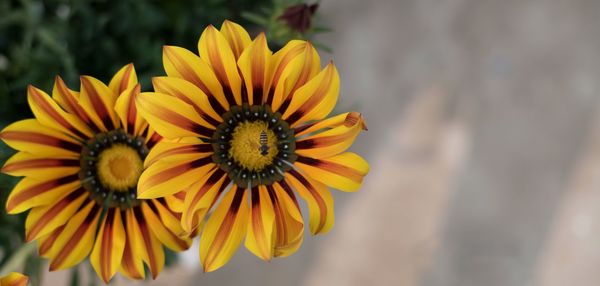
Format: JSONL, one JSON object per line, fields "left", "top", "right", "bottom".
{"left": 0, "top": 65, "right": 192, "bottom": 282}
{"left": 136, "top": 20, "right": 369, "bottom": 272}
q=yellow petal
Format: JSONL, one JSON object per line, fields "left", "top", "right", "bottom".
{"left": 2, "top": 152, "right": 79, "bottom": 178}
{"left": 269, "top": 182, "right": 304, "bottom": 257}
{"left": 90, "top": 209, "right": 126, "bottom": 283}
{"left": 37, "top": 226, "right": 64, "bottom": 258}
{"left": 200, "top": 186, "right": 249, "bottom": 272}
{"left": 162, "top": 45, "right": 229, "bottom": 111}
{"left": 114, "top": 84, "right": 148, "bottom": 136}
{"left": 220, "top": 20, "right": 251, "bottom": 59}
{"left": 285, "top": 170, "right": 334, "bottom": 234}
{"left": 198, "top": 25, "right": 242, "bottom": 105}
{"left": 119, "top": 230, "right": 145, "bottom": 280}
{"left": 52, "top": 76, "right": 95, "bottom": 129}
{"left": 267, "top": 41, "right": 320, "bottom": 110}
{"left": 152, "top": 76, "right": 222, "bottom": 125}
{"left": 25, "top": 188, "right": 87, "bottom": 242}
{"left": 237, "top": 33, "right": 272, "bottom": 105}
{"left": 126, "top": 207, "right": 165, "bottom": 279}
{"left": 142, "top": 200, "right": 191, "bottom": 251}
{"left": 137, "top": 154, "right": 214, "bottom": 199}
{"left": 143, "top": 138, "right": 212, "bottom": 168}
{"left": 296, "top": 152, "right": 369, "bottom": 192}
{"left": 136, "top": 92, "right": 214, "bottom": 139}
{"left": 245, "top": 185, "right": 275, "bottom": 261}
{"left": 109, "top": 63, "right": 138, "bottom": 96}
{"left": 295, "top": 112, "right": 367, "bottom": 158}
{"left": 282, "top": 62, "right": 339, "bottom": 126}
{"left": 0, "top": 119, "right": 81, "bottom": 157}
{"left": 6, "top": 173, "right": 80, "bottom": 214}
{"left": 79, "top": 76, "right": 120, "bottom": 131}
{"left": 181, "top": 168, "right": 229, "bottom": 234}
{"left": 47, "top": 202, "right": 100, "bottom": 271}
{"left": 27, "top": 85, "right": 93, "bottom": 140}
{"left": 0, "top": 272, "right": 29, "bottom": 286}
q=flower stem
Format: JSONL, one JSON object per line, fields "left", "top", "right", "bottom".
{"left": 0, "top": 242, "right": 37, "bottom": 276}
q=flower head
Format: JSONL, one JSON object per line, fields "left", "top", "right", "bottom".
{"left": 0, "top": 65, "right": 192, "bottom": 282}
{"left": 136, "top": 20, "right": 369, "bottom": 272}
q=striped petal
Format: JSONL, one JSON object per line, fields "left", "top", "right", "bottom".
{"left": 79, "top": 76, "right": 119, "bottom": 132}
{"left": 220, "top": 20, "right": 251, "bottom": 59}
{"left": 269, "top": 182, "right": 304, "bottom": 257}
{"left": 198, "top": 25, "right": 242, "bottom": 106}
{"left": 152, "top": 76, "right": 222, "bottom": 126}
{"left": 164, "top": 192, "right": 186, "bottom": 213}
{"left": 282, "top": 62, "right": 339, "bottom": 126}
{"left": 2, "top": 152, "right": 79, "bottom": 178}
{"left": 245, "top": 186, "right": 275, "bottom": 261}
{"left": 142, "top": 200, "right": 191, "bottom": 251}
{"left": 200, "top": 186, "right": 249, "bottom": 272}
{"left": 52, "top": 76, "right": 95, "bottom": 130}
{"left": 119, "top": 228, "right": 145, "bottom": 280}
{"left": 181, "top": 168, "right": 229, "bottom": 234}
{"left": 137, "top": 155, "right": 214, "bottom": 199}
{"left": 296, "top": 152, "right": 369, "bottom": 192}
{"left": 0, "top": 119, "right": 82, "bottom": 157}
{"left": 144, "top": 126, "right": 162, "bottom": 150}
{"left": 286, "top": 169, "right": 334, "bottom": 235}
{"left": 0, "top": 272, "right": 29, "bottom": 286}
{"left": 25, "top": 188, "right": 87, "bottom": 242}
{"left": 144, "top": 138, "right": 212, "bottom": 167}
{"left": 90, "top": 208, "right": 126, "bottom": 283}
{"left": 28, "top": 85, "right": 93, "bottom": 140}
{"left": 38, "top": 226, "right": 64, "bottom": 258}
{"left": 238, "top": 33, "right": 272, "bottom": 105}
{"left": 136, "top": 92, "right": 214, "bottom": 139}
{"left": 47, "top": 202, "right": 100, "bottom": 271}
{"left": 109, "top": 63, "right": 138, "bottom": 96}
{"left": 267, "top": 41, "right": 320, "bottom": 110}
{"left": 295, "top": 112, "right": 367, "bottom": 158}
{"left": 162, "top": 45, "right": 229, "bottom": 112}
{"left": 6, "top": 173, "right": 80, "bottom": 214}
{"left": 132, "top": 207, "right": 165, "bottom": 279}
{"left": 114, "top": 84, "right": 147, "bottom": 136}
{"left": 121, "top": 209, "right": 147, "bottom": 280}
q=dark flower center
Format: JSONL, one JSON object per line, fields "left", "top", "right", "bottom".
{"left": 79, "top": 129, "right": 148, "bottom": 209}
{"left": 211, "top": 104, "right": 296, "bottom": 188}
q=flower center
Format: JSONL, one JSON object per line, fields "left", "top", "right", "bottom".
{"left": 79, "top": 129, "right": 149, "bottom": 209}
{"left": 211, "top": 104, "right": 297, "bottom": 188}
{"left": 97, "top": 144, "right": 143, "bottom": 191}
{"left": 228, "top": 121, "right": 278, "bottom": 172}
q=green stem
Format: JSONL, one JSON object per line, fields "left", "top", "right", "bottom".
{"left": 0, "top": 242, "right": 37, "bottom": 276}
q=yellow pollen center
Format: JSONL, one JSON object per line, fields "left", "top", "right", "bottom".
{"left": 97, "top": 144, "right": 143, "bottom": 192}
{"left": 229, "top": 121, "right": 278, "bottom": 172}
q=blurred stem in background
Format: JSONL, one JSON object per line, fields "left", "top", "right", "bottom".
{"left": 0, "top": 0, "right": 328, "bottom": 285}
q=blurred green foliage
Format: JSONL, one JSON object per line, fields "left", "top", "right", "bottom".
{"left": 0, "top": 0, "right": 325, "bottom": 284}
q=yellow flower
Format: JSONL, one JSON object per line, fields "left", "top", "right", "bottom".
{"left": 136, "top": 20, "right": 369, "bottom": 272}
{"left": 0, "top": 272, "right": 28, "bottom": 286}
{"left": 0, "top": 65, "right": 192, "bottom": 283}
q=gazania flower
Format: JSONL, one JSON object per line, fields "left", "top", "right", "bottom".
{"left": 0, "top": 272, "right": 28, "bottom": 286}
{"left": 0, "top": 65, "right": 192, "bottom": 282}
{"left": 136, "top": 20, "right": 369, "bottom": 272}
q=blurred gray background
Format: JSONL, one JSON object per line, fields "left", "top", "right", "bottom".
{"left": 45, "top": 0, "right": 600, "bottom": 285}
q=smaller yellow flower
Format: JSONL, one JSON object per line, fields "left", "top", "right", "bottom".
{"left": 0, "top": 64, "right": 193, "bottom": 283}
{"left": 0, "top": 272, "right": 28, "bottom": 286}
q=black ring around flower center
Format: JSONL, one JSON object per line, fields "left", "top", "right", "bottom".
{"left": 211, "top": 104, "right": 296, "bottom": 188}
{"left": 79, "top": 129, "right": 148, "bottom": 209}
